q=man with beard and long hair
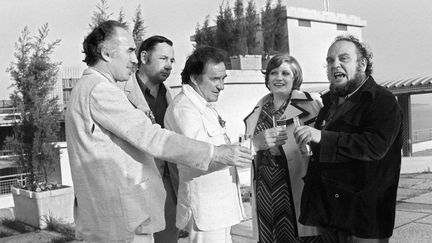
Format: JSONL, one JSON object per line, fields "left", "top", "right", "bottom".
{"left": 293, "top": 35, "right": 403, "bottom": 243}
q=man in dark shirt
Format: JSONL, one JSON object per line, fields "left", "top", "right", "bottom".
{"left": 119, "top": 35, "right": 179, "bottom": 243}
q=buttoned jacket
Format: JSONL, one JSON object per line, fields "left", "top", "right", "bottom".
{"left": 243, "top": 90, "right": 323, "bottom": 239}
{"left": 66, "top": 68, "right": 213, "bottom": 242}
{"left": 164, "top": 85, "right": 245, "bottom": 231}
{"left": 299, "top": 77, "right": 403, "bottom": 238}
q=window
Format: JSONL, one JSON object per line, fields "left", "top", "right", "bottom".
{"left": 337, "top": 24, "right": 347, "bottom": 31}
{"left": 298, "top": 19, "right": 311, "bottom": 27}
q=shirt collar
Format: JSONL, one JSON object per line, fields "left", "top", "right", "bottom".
{"left": 136, "top": 72, "right": 166, "bottom": 98}
{"left": 89, "top": 67, "right": 116, "bottom": 84}
{"left": 182, "top": 84, "right": 216, "bottom": 114}
{"left": 345, "top": 76, "right": 369, "bottom": 99}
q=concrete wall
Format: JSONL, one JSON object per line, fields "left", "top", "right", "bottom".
{"left": 230, "top": 55, "right": 262, "bottom": 70}
{"left": 285, "top": 7, "right": 366, "bottom": 83}
{"left": 166, "top": 70, "right": 328, "bottom": 142}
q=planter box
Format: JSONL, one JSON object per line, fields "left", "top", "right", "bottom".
{"left": 230, "top": 55, "right": 262, "bottom": 70}
{"left": 11, "top": 186, "right": 74, "bottom": 229}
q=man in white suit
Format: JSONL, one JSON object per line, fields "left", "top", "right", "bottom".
{"left": 118, "top": 35, "right": 181, "bottom": 243}
{"left": 66, "top": 20, "right": 252, "bottom": 243}
{"left": 165, "top": 46, "right": 245, "bottom": 243}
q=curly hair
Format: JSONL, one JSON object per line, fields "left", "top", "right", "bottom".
{"left": 333, "top": 35, "right": 373, "bottom": 76}
{"left": 82, "top": 20, "right": 128, "bottom": 66}
{"left": 263, "top": 54, "right": 303, "bottom": 90}
{"left": 181, "top": 46, "right": 227, "bottom": 85}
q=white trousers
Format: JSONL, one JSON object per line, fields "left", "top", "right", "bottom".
{"left": 131, "top": 234, "right": 154, "bottom": 243}
{"left": 183, "top": 219, "right": 232, "bottom": 243}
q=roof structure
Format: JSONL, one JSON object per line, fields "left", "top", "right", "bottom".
{"left": 380, "top": 75, "right": 432, "bottom": 95}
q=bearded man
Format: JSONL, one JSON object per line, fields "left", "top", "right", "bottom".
{"left": 293, "top": 35, "right": 403, "bottom": 243}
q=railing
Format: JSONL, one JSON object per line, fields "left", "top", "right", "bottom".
{"left": 413, "top": 129, "right": 432, "bottom": 143}
{"left": 0, "top": 172, "right": 45, "bottom": 195}
{"left": 0, "top": 173, "right": 28, "bottom": 194}
{"left": 0, "top": 107, "right": 18, "bottom": 114}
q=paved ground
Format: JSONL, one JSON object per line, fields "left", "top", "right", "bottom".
{"left": 2, "top": 160, "right": 432, "bottom": 242}
{"left": 230, "top": 172, "right": 432, "bottom": 243}
{"left": 230, "top": 173, "right": 432, "bottom": 243}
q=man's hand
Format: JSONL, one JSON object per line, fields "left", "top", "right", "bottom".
{"left": 212, "top": 144, "right": 253, "bottom": 168}
{"left": 293, "top": 126, "right": 321, "bottom": 146}
{"left": 253, "top": 127, "right": 288, "bottom": 151}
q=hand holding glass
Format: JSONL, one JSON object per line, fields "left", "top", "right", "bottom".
{"left": 293, "top": 116, "right": 313, "bottom": 157}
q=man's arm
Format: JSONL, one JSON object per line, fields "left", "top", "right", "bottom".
{"left": 89, "top": 82, "right": 251, "bottom": 169}
{"left": 164, "top": 98, "right": 252, "bottom": 170}
{"left": 294, "top": 93, "right": 402, "bottom": 163}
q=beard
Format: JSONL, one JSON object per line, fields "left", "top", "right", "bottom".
{"left": 330, "top": 66, "right": 366, "bottom": 97}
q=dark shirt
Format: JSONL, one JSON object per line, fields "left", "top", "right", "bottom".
{"left": 136, "top": 73, "right": 168, "bottom": 128}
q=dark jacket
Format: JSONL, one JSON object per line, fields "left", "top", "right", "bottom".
{"left": 299, "top": 76, "right": 403, "bottom": 238}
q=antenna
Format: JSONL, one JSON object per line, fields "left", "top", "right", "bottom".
{"left": 323, "top": 0, "right": 330, "bottom": 11}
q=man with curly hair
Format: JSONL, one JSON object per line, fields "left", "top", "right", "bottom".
{"left": 294, "top": 35, "right": 403, "bottom": 242}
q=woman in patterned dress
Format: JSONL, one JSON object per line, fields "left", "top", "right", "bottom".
{"left": 244, "top": 54, "right": 324, "bottom": 243}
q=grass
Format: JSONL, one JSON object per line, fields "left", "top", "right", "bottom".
{"left": 1, "top": 218, "right": 33, "bottom": 233}
{"left": 43, "top": 215, "right": 76, "bottom": 243}
{"left": 0, "top": 231, "right": 13, "bottom": 238}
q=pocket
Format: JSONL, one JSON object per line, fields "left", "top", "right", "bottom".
{"left": 203, "top": 121, "right": 225, "bottom": 137}
{"left": 120, "top": 180, "right": 153, "bottom": 231}
{"left": 299, "top": 174, "right": 330, "bottom": 226}
{"left": 321, "top": 177, "right": 360, "bottom": 231}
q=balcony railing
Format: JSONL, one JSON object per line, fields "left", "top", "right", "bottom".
{"left": 413, "top": 129, "right": 432, "bottom": 143}
{"left": 0, "top": 172, "right": 45, "bottom": 195}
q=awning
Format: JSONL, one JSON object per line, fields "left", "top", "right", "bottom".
{"left": 380, "top": 75, "right": 432, "bottom": 95}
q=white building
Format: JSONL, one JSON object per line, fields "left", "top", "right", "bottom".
{"left": 168, "top": 6, "right": 367, "bottom": 143}
{"left": 285, "top": 7, "right": 366, "bottom": 83}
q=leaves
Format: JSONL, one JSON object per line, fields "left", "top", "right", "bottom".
{"left": 89, "top": 0, "right": 113, "bottom": 29}
{"left": 117, "top": 7, "right": 129, "bottom": 28}
{"left": 88, "top": 1, "right": 147, "bottom": 47}
{"left": 194, "top": 0, "right": 259, "bottom": 57}
{"left": 6, "top": 24, "right": 62, "bottom": 187}
{"left": 262, "top": 0, "right": 286, "bottom": 55}
{"left": 194, "top": 15, "right": 215, "bottom": 48}
{"left": 132, "top": 5, "right": 147, "bottom": 47}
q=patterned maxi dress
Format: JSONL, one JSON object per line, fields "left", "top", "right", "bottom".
{"left": 254, "top": 98, "right": 323, "bottom": 243}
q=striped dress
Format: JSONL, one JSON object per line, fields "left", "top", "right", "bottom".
{"left": 254, "top": 98, "right": 323, "bottom": 243}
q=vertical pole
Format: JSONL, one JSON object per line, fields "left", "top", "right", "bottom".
{"left": 397, "top": 94, "right": 412, "bottom": 156}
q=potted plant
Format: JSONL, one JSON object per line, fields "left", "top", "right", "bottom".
{"left": 6, "top": 24, "right": 74, "bottom": 229}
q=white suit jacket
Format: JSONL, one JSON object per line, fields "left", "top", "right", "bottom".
{"left": 66, "top": 68, "right": 213, "bottom": 242}
{"left": 164, "top": 85, "right": 245, "bottom": 231}
{"left": 244, "top": 90, "right": 323, "bottom": 239}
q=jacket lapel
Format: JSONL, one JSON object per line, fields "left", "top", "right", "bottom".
{"left": 244, "top": 90, "right": 316, "bottom": 132}
{"left": 281, "top": 90, "right": 312, "bottom": 125}
{"left": 322, "top": 77, "right": 375, "bottom": 129}
{"left": 124, "top": 74, "right": 151, "bottom": 111}
{"left": 243, "top": 95, "right": 270, "bottom": 135}
{"left": 323, "top": 100, "right": 356, "bottom": 129}
{"left": 165, "top": 86, "right": 173, "bottom": 105}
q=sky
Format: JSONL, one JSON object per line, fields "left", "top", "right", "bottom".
{"left": 1, "top": 0, "right": 432, "bottom": 100}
